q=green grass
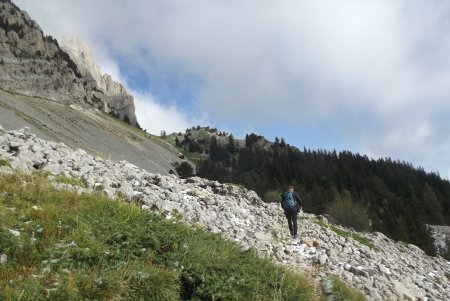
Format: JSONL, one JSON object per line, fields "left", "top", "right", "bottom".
{"left": 163, "top": 132, "right": 180, "bottom": 145}
{"left": 0, "top": 159, "right": 10, "bottom": 167}
{"left": 315, "top": 220, "right": 376, "bottom": 250}
{"left": 0, "top": 172, "right": 320, "bottom": 301}
{"left": 331, "top": 277, "right": 366, "bottom": 301}
{"left": 54, "top": 174, "right": 85, "bottom": 187}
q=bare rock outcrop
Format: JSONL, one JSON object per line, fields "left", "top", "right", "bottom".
{"left": 0, "top": 1, "right": 85, "bottom": 101}
{"left": 59, "top": 36, "right": 137, "bottom": 126}
{"left": 0, "top": 0, "right": 138, "bottom": 127}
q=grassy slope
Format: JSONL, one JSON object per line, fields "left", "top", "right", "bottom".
{"left": 0, "top": 172, "right": 326, "bottom": 300}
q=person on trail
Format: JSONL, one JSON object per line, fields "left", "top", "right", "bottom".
{"left": 280, "top": 186, "right": 303, "bottom": 238}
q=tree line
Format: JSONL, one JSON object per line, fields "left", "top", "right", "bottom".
{"left": 175, "top": 130, "right": 450, "bottom": 256}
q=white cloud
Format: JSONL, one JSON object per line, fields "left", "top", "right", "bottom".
{"left": 88, "top": 43, "right": 124, "bottom": 84}
{"left": 132, "top": 91, "right": 191, "bottom": 135}
{"left": 86, "top": 41, "right": 193, "bottom": 135}
{"left": 13, "top": 0, "right": 450, "bottom": 177}
{"left": 82, "top": 39, "right": 194, "bottom": 136}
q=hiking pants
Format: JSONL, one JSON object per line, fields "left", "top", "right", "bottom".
{"left": 284, "top": 207, "right": 298, "bottom": 236}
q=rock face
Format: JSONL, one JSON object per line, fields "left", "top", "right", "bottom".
{"left": 0, "top": 0, "right": 85, "bottom": 101}
{"left": 1, "top": 126, "right": 450, "bottom": 301}
{"left": 59, "top": 36, "right": 137, "bottom": 126}
{"left": 0, "top": 0, "right": 138, "bottom": 127}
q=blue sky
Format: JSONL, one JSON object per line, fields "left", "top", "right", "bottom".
{"left": 14, "top": 0, "right": 450, "bottom": 179}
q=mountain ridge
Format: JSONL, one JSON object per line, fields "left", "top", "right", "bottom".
{"left": 0, "top": 0, "right": 138, "bottom": 126}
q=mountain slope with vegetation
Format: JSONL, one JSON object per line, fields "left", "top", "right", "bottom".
{"left": 2, "top": 126, "right": 449, "bottom": 300}
{"left": 0, "top": 1, "right": 447, "bottom": 299}
{"left": 167, "top": 127, "right": 450, "bottom": 258}
{"left": 0, "top": 171, "right": 367, "bottom": 300}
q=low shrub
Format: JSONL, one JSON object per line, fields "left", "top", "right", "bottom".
{"left": 331, "top": 277, "right": 366, "bottom": 301}
{"left": 326, "top": 191, "right": 371, "bottom": 232}
{"left": 175, "top": 161, "right": 194, "bottom": 179}
{"left": 263, "top": 189, "right": 281, "bottom": 203}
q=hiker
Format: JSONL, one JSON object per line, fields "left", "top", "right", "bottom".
{"left": 281, "top": 186, "right": 303, "bottom": 238}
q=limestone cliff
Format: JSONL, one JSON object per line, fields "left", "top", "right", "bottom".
{"left": 0, "top": 0, "right": 85, "bottom": 101}
{"left": 0, "top": 0, "right": 138, "bottom": 127}
{"left": 59, "top": 36, "right": 137, "bottom": 126}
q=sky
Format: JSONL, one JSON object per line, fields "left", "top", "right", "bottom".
{"left": 14, "top": 0, "right": 450, "bottom": 179}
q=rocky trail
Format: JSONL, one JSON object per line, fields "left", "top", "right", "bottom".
{"left": 1, "top": 126, "right": 449, "bottom": 300}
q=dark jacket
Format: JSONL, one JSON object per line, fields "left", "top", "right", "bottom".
{"left": 280, "top": 191, "right": 303, "bottom": 211}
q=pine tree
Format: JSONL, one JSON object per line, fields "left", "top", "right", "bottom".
{"left": 227, "top": 134, "right": 236, "bottom": 154}
{"left": 176, "top": 161, "right": 194, "bottom": 179}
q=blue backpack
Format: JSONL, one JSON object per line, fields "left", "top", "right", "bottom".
{"left": 283, "top": 191, "right": 296, "bottom": 208}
